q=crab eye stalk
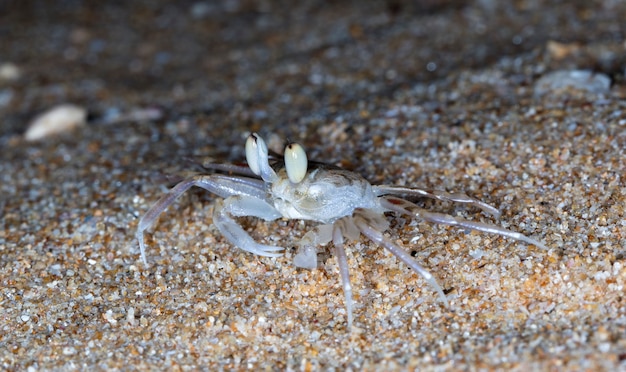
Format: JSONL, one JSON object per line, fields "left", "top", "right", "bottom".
{"left": 284, "top": 142, "right": 308, "bottom": 183}
{"left": 246, "top": 133, "right": 279, "bottom": 183}
{"left": 245, "top": 134, "right": 261, "bottom": 176}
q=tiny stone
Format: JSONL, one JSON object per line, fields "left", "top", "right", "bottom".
{"left": 63, "top": 347, "right": 77, "bottom": 355}
{"left": 24, "top": 104, "right": 87, "bottom": 141}
{"left": 0, "top": 62, "right": 21, "bottom": 81}
{"left": 534, "top": 70, "right": 611, "bottom": 96}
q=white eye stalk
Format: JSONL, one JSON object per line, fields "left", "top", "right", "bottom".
{"left": 284, "top": 142, "right": 308, "bottom": 183}
{"left": 245, "top": 134, "right": 261, "bottom": 175}
{"left": 246, "top": 133, "right": 278, "bottom": 183}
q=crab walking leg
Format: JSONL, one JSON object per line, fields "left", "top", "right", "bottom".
{"left": 381, "top": 197, "right": 548, "bottom": 250}
{"left": 213, "top": 195, "right": 284, "bottom": 256}
{"left": 332, "top": 224, "right": 354, "bottom": 328}
{"left": 198, "top": 162, "right": 259, "bottom": 177}
{"left": 356, "top": 218, "right": 449, "bottom": 307}
{"left": 137, "top": 174, "right": 267, "bottom": 264}
{"left": 294, "top": 224, "right": 333, "bottom": 269}
{"left": 373, "top": 185, "right": 501, "bottom": 217}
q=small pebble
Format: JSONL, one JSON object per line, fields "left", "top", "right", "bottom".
{"left": 62, "top": 347, "right": 77, "bottom": 356}
{"left": 126, "top": 306, "right": 135, "bottom": 325}
{"left": 534, "top": 70, "right": 611, "bottom": 96}
{"left": 24, "top": 104, "right": 87, "bottom": 141}
{"left": 0, "top": 62, "right": 21, "bottom": 81}
{"left": 103, "top": 309, "right": 117, "bottom": 324}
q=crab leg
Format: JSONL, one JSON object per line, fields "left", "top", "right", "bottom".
{"left": 355, "top": 217, "right": 449, "bottom": 307}
{"left": 213, "top": 195, "right": 284, "bottom": 256}
{"left": 381, "top": 196, "right": 548, "bottom": 250}
{"left": 197, "top": 162, "right": 259, "bottom": 177}
{"left": 373, "top": 185, "right": 501, "bottom": 217}
{"left": 332, "top": 223, "right": 354, "bottom": 328}
{"left": 136, "top": 174, "right": 268, "bottom": 265}
{"left": 294, "top": 224, "right": 333, "bottom": 269}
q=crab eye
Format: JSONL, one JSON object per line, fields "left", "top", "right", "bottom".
{"left": 284, "top": 142, "right": 308, "bottom": 183}
{"left": 245, "top": 134, "right": 261, "bottom": 175}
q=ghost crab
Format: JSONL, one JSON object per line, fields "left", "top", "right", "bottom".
{"left": 136, "top": 133, "right": 548, "bottom": 327}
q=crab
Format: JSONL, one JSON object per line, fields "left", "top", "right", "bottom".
{"left": 136, "top": 133, "right": 548, "bottom": 327}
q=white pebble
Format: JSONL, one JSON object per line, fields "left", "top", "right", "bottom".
{"left": 103, "top": 309, "right": 117, "bottom": 324}
{"left": 25, "top": 104, "right": 87, "bottom": 141}
{"left": 534, "top": 70, "right": 611, "bottom": 96}
{"left": 0, "top": 62, "right": 21, "bottom": 81}
{"left": 126, "top": 306, "right": 135, "bottom": 325}
{"left": 62, "top": 347, "right": 77, "bottom": 355}
{"left": 598, "top": 342, "right": 611, "bottom": 353}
